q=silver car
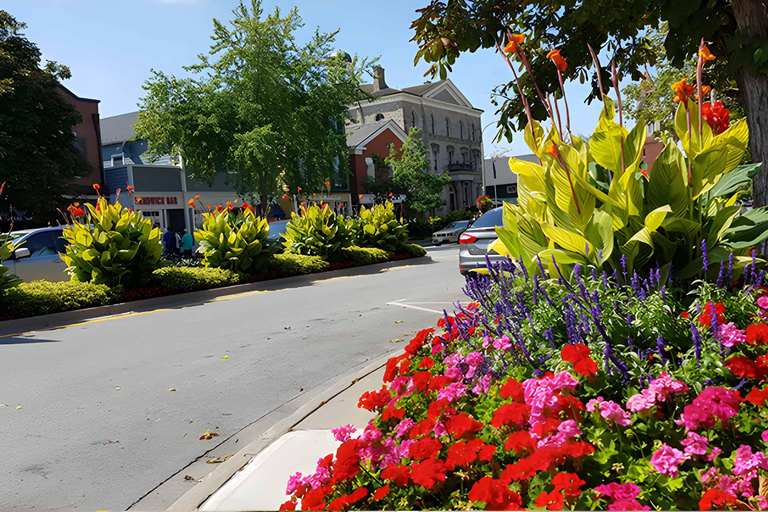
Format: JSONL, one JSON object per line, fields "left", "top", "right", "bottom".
{"left": 458, "top": 207, "right": 505, "bottom": 275}
{"left": 432, "top": 220, "right": 472, "bottom": 245}
{"left": 2, "top": 226, "right": 70, "bottom": 282}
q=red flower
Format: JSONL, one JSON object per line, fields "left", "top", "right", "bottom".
{"left": 551, "top": 472, "right": 585, "bottom": 496}
{"left": 504, "top": 431, "right": 537, "bottom": 455}
{"left": 382, "top": 405, "right": 405, "bottom": 422}
{"left": 445, "top": 438, "right": 495, "bottom": 469}
{"left": 701, "top": 102, "right": 731, "bottom": 135}
{"left": 73, "top": 208, "right": 85, "bottom": 216}
{"left": 216, "top": 205, "right": 224, "bottom": 212}
{"left": 301, "top": 486, "right": 328, "bottom": 510}
{"left": 427, "top": 399, "right": 456, "bottom": 420}
{"left": 698, "top": 301, "right": 726, "bottom": 326}
{"left": 405, "top": 328, "right": 434, "bottom": 356}
{"left": 745, "top": 386, "right": 768, "bottom": 406}
{"left": 412, "top": 371, "right": 433, "bottom": 391}
{"left": 491, "top": 402, "right": 531, "bottom": 428}
{"left": 383, "top": 354, "right": 407, "bottom": 382}
{"left": 328, "top": 487, "right": 367, "bottom": 512}
{"left": 409, "top": 418, "right": 436, "bottom": 439}
{"left": 381, "top": 464, "right": 411, "bottom": 486}
{"left": 726, "top": 355, "right": 765, "bottom": 379}
{"left": 747, "top": 323, "right": 768, "bottom": 345}
{"left": 499, "top": 378, "right": 525, "bottom": 401}
{"left": 408, "top": 437, "right": 442, "bottom": 461}
{"left": 561, "top": 343, "right": 598, "bottom": 376}
{"left": 410, "top": 457, "right": 447, "bottom": 489}
{"left": 418, "top": 357, "right": 434, "bottom": 369}
{"left": 428, "top": 375, "right": 454, "bottom": 392}
{"left": 535, "top": 489, "right": 565, "bottom": 510}
{"left": 372, "top": 484, "right": 389, "bottom": 501}
{"left": 468, "top": 477, "right": 523, "bottom": 510}
{"left": 681, "top": 311, "right": 690, "bottom": 319}
{"left": 278, "top": 500, "right": 296, "bottom": 511}
{"left": 532, "top": 417, "right": 562, "bottom": 438}
{"left": 331, "top": 439, "right": 361, "bottom": 484}
{"left": 445, "top": 412, "right": 483, "bottom": 439}
{"left": 358, "top": 386, "right": 390, "bottom": 411}
{"left": 700, "top": 488, "right": 737, "bottom": 510}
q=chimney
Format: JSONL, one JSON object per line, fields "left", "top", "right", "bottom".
{"left": 373, "top": 66, "right": 387, "bottom": 92}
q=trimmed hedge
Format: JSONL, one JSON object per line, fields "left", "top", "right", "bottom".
{"left": 1, "top": 281, "right": 117, "bottom": 319}
{"left": 152, "top": 267, "right": 240, "bottom": 294}
{"left": 268, "top": 253, "right": 330, "bottom": 277}
{"left": 338, "top": 246, "right": 390, "bottom": 266}
{"left": 401, "top": 243, "right": 427, "bottom": 258}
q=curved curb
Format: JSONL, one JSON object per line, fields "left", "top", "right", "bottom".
{"left": 0, "top": 256, "right": 433, "bottom": 337}
{"left": 158, "top": 349, "right": 401, "bottom": 511}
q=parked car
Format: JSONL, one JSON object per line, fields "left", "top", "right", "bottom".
{"left": 267, "top": 219, "right": 290, "bottom": 242}
{"left": 431, "top": 220, "right": 472, "bottom": 245}
{"left": 458, "top": 207, "right": 506, "bottom": 275}
{"left": 2, "top": 226, "right": 70, "bottom": 282}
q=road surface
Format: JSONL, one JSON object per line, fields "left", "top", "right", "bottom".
{"left": 0, "top": 245, "right": 466, "bottom": 511}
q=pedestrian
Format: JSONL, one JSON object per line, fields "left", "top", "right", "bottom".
{"left": 181, "top": 229, "right": 194, "bottom": 258}
{"left": 162, "top": 228, "right": 178, "bottom": 255}
{"left": 174, "top": 230, "right": 182, "bottom": 254}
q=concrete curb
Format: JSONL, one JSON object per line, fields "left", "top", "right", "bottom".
{"left": 163, "top": 349, "right": 401, "bottom": 511}
{"left": 0, "top": 256, "right": 433, "bottom": 337}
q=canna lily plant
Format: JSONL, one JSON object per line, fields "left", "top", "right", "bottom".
{"left": 0, "top": 182, "right": 22, "bottom": 295}
{"left": 493, "top": 35, "right": 766, "bottom": 283}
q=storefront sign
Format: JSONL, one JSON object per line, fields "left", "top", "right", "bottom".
{"left": 136, "top": 196, "right": 179, "bottom": 206}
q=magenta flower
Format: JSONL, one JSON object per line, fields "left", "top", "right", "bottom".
{"left": 608, "top": 498, "right": 651, "bottom": 511}
{"left": 332, "top": 423, "right": 357, "bottom": 442}
{"left": 733, "top": 445, "right": 768, "bottom": 480}
{"left": 471, "top": 374, "right": 491, "bottom": 395}
{"left": 394, "top": 419, "right": 415, "bottom": 439}
{"left": 762, "top": 430, "right": 768, "bottom": 443}
{"left": 758, "top": 296, "right": 768, "bottom": 310}
{"left": 719, "top": 322, "right": 747, "bottom": 348}
{"left": 558, "top": 419, "right": 582, "bottom": 438}
{"left": 680, "top": 431, "right": 709, "bottom": 456}
{"left": 676, "top": 387, "right": 740, "bottom": 430}
{"left": 594, "top": 482, "right": 642, "bottom": 500}
{"left": 493, "top": 335, "right": 512, "bottom": 351}
{"left": 650, "top": 443, "right": 689, "bottom": 478}
{"left": 647, "top": 372, "right": 688, "bottom": 400}
{"left": 588, "top": 397, "right": 631, "bottom": 426}
{"left": 286, "top": 472, "right": 305, "bottom": 495}
{"left": 437, "top": 381, "right": 466, "bottom": 402}
{"left": 626, "top": 389, "right": 656, "bottom": 412}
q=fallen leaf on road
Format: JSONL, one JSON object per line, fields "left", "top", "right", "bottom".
{"left": 15, "top": 405, "right": 22, "bottom": 409}
{"left": 221, "top": 355, "right": 228, "bottom": 359}
{"left": 395, "top": 320, "right": 404, "bottom": 324}
{"left": 108, "top": 440, "right": 119, "bottom": 444}
{"left": 0, "top": 404, "right": 7, "bottom": 407}
{"left": 284, "top": 326, "right": 291, "bottom": 330}
{"left": 389, "top": 338, "right": 404, "bottom": 343}
{"left": 299, "top": 387, "right": 304, "bottom": 392}
{"left": 115, "top": 387, "right": 121, "bottom": 391}
{"left": 166, "top": 388, "right": 176, "bottom": 392}
{"left": 199, "top": 429, "right": 219, "bottom": 440}
{"left": 206, "top": 455, "right": 233, "bottom": 464}
{"left": 184, "top": 475, "right": 199, "bottom": 482}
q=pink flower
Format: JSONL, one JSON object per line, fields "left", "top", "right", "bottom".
{"left": 650, "top": 443, "right": 689, "bottom": 478}
{"left": 648, "top": 372, "right": 688, "bottom": 400}
{"left": 594, "top": 482, "right": 641, "bottom": 500}
{"left": 558, "top": 419, "right": 582, "bottom": 438}
{"left": 493, "top": 335, "right": 512, "bottom": 351}
{"left": 681, "top": 431, "right": 709, "bottom": 456}
{"left": 471, "top": 374, "right": 491, "bottom": 395}
{"left": 395, "top": 419, "right": 415, "bottom": 438}
{"left": 676, "top": 387, "right": 740, "bottom": 430}
{"left": 332, "top": 423, "right": 357, "bottom": 442}
{"left": 588, "top": 397, "right": 631, "bottom": 426}
{"left": 465, "top": 352, "right": 484, "bottom": 379}
{"left": 482, "top": 336, "right": 492, "bottom": 349}
{"left": 707, "top": 447, "right": 723, "bottom": 462}
{"left": 523, "top": 371, "right": 579, "bottom": 433}
{"left": 758, "top": 296, "right": 768, "bottom": 310}
{"left": 433, "top": 420, "right": 447, "bottom": 437}
{"left": 762, "top": 430, "right": 768, "bottom": 443}
{"left": 286, "top": 472, "right": 305, "bottom": 495}
{"left": 733, "top": 445, "right": 768, "bottom": 480}
{"left": 627, "top": 389, "right": 656, "bottom": 412}
{"left": 586, "top": 397, "right": 604, "bottom": 412}
{"left": 608, "top": 498, "right": 651, "bottom": 511}
{"left": 437, "top": 382, "right": 466, "bottom": 403}
{"left": 719, "top": 322, "right": 747, "bottom": 348}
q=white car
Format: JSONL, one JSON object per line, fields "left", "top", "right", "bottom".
{"left": 2, "top": 226, "right": 70, "bottom": 282}
{"left": 432, "top": 220, "right": 472, "bottom": 245}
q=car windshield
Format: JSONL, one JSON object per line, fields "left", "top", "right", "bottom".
{"left": 449, "top": 221, "right": 469, "bottom": 229}
{"left": 469, "top": 208, "right": 503, "bottom": 229}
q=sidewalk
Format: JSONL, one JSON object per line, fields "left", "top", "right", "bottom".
{"left": 175, "top": 366, "right": 386, "bottom": 511}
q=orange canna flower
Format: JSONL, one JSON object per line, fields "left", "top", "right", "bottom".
{"left": 135, "top": 197, "right": 142, "bottom": 202}
{"left": 67, "top": 205, "right": 75, "bottom": 212}
{"left": 546, "top": 144, "right": 558, "bottom": 158}
{"left": 126, "top": 186, "right": 134, "bottom": 192}
{"left": 671, "top": 78, "right": 696, "bottom": 103}
{"left": 503, "top": 33, "right": 526, "bottom": 54}
{"left": 207, "top": 205, "right": 211, "bottom": 210}
{"left": 359, "top": 195, "right": 363, "bottom": 200}
{"left": 695, "top": 85, "right": 712, "bottom": 100}
{"left": 74, "top": 202, "right": 80, "bottom": 207}
{"left": 389, "top": 192, "right": 394, "bottom": 197}
{"left": 297, "top": 186, "right": 302, "bottom": 192}
{"left": 325, "top": 180, "right": 331, "bottom": 186}
{"left": 234, "top": 199, "right": 239, "bottom": 204}
{"left": 301, "top": 201, "right": 307, "bottom": 206}
{"left": 282, "top": 194, "right": 288, "bottom": 199}
{"left": 195, "top": 195, "right": 200, "bottom": 200}
{"left": 92, "top": 183, "right": 100, "bottom": 191}
{"left": 699, "top": 45, "right": 716, "bottom": 61}
{"left": 188, "top": 199, "right": 195, "bottom": 207}
{"left": 313, "top": 193, "right": 317, "bottom": 197}
{"left": 546, "top": 49, "right": 567, "bottom": 72}
{"left": 226, "top": 201, "right": 232, "bottom": 207}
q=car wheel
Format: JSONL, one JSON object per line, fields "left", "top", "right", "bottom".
{"left": 435, "top": 242, "right": 441, "bottom": 246}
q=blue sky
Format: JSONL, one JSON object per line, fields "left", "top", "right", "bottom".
{"left": 5, "top": 0, "right": 608, "bottom": 157}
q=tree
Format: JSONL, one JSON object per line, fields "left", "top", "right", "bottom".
{"left": 134, "top": 1, "right": 372, "bottom": 217}
{"left": 0, "top": 10, "right": 90, "bottom": 222}
{"left": 363, "top": 128, "right": 451, "bottom": 218}
{"left": 411, "top": 0, "right": 768, "bottom": 205}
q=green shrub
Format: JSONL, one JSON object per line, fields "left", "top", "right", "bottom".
{"left": 62, "top": 196, "right": 163, "bottom": 288}
{"left": 401, "top": 243, "right": 427, "bottom": 258}
{"left": 194, "top": 206, "right": 270, "bottom": 275}
{"left": 268, "top": 253, "right": 329, "bottom": 276}
{"left": 442, "top": 209, "right": 474, "bottom": 225}
{"left": 152, "top": 266, "right": 240, "bottom": 294}
{"left": 1, "top": 280, "right": 116, "bottom": 319}
{"left": 0, "top": 236, "right": 21, "bottom": 296}
{"left": 355, "top": 202, "right": 409, "bottom": 252}
{"left": 338, "top": 246, "right": 390, "bottom": 265}
{"left": 283, "top": 204, "right": 352, "bottom": 258}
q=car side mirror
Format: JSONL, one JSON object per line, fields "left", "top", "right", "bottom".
{"left": 14, "top": 247, "right": 31, "bottom": 259}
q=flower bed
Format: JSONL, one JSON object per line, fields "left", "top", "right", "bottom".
{"left": 281, "top": 259, "right": 768, "bottom": 511}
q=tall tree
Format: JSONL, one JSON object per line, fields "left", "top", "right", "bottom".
{"left": 135, "top": 1, "right": 372, "bottom": 217}
{"left": 0, "top": 10, "right": 90, "bottom": 222}
{"left": 411, "top": 0, "right": 768, "bottom": 204}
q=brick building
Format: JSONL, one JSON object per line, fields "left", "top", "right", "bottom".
{"left": 58, "top": 85, "right": 103, "bottom": 199}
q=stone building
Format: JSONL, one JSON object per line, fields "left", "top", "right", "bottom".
{"left": 348, "top": 66, "right": 484, "bottom": 215}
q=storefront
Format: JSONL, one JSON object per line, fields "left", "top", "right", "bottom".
{"left": 306, "top": 192, "right": 353, "bottom": 216}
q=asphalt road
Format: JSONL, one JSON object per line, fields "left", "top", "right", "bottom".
{"left": 0, "top": 245, "right": 466, "bottom": 511}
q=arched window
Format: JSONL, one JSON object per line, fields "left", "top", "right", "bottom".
{"left": 411, "top": 111, "right": 417, "bottom": 129}
{"left": 375, "top": 113, "right": 384, "bottom": 122}
{"left": 471, "top": 123, "right": 475, "bottom": 141}
{"left": 445, "top": 118, "right": 450, "bottom": 138}
{"left": 430, "top": 114, "right": 435, "bottom": 135}
{"left": 459, "top": 121, "right": 464, "bottom": 140}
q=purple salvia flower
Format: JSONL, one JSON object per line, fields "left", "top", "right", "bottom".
{"left": 727, "top": 253, "right": 734, "bottom": 285}
{"left": 691, "top": 321, "right": 702, "bottom": 364}
{"left": 717, "top": 261, "right": 725, "bottom": 288}
{"left": 701, "top": 239, "right": 709, "bottom": 272}
{"left": 656, "top": 334, "right": 669, "bottom": 363}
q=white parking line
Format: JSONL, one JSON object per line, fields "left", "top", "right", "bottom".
{"left": 386, "top": 298, "right": 447, "bottom": 314}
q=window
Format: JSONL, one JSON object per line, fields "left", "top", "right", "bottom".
{"left": 471, "top": 207, "right": 503, "bottom": 229}
{"left": 471, "top": 123, "right": 476, "bottom": 141}
{"left": 507, "top": 184, "right": 518, "bottom": 195}
{"left": 411, "top": 111, "right": 416, "bottom": 129}
{"left": 375, "top": 113, "right": 384, "bottom": 122}
{"left": 445, "top": 118, "right": 450, "bottom": 137}
{"left": 459, "top": 121, "right": 464, "bottom": 140}
{"left": 19, "top": 231, "right": 59, "bottom": 258}
{"left": 430, "top": 114, "right": 435, "bottom": 134}
{"left": 447, "top": 147, "right": 454, "bottom": 164}
{"left": 111, "top": 154, "right": 124, "bottom": 167}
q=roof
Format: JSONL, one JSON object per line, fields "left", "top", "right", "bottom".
{"left": 100, "top": 111, "right": 139, "bottom": 145}
{"left": 58, "top": 84, "right": 100, "bottom": 104}
{"left": 345, "top": 120, "right": 407, "bottom": 148}
{"left": 360, "top": 80, "right": 442, "bottom": 99}
{"left": 485, "top": 154, "right": 538, "bottom": 166}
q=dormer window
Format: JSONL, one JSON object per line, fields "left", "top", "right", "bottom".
{"left": 375, "top": 113, "right": 384, "bottom": 122}
{"left": 111, "top": 154, "right": 124, "bottom": 167}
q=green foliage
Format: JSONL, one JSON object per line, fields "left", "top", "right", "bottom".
{"left": 401, "top": 243, "right": 427, "bottom": 258}
{"left": 134, "top": 1, "right": 373, "bottom": 216}
{"left": 495, "top": 92, "right": 765, "bottom": 282}
{"left": 0, "top": 11, "right": 92, "bottom": 220}
{"left": 1, "top": 280, "right": 116, "bottom": 319}
{"left": 268, "top": 252, "right": 329, "bottom": 276}
{"left": 354, "top": 202, "right": 409, "bottom": 252}
{"left": 194, "top": 207, "right": 270, "bottom": 275}
{"left": 442, "top": 209, "right": 474, "bottom": 224}
{"left": 338, "top": 246, "right": 390, "bottom": 265}
{"left": 283, "top": 204, "right": 352, "bottom": 258}
{"left": 0, "top": 183, "right": 20, "bottom": 295}
{"left": 152, "top": 266, "right": 240, "bottom": 294}
{"left": 62, "top": 197, "right": 163, "bottom": 288}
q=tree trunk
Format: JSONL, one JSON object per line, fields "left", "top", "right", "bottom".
{"left": 260, "top": 193, "right": 270, "bottom": 219}
{"left": 732, "top": 0, "right": 768, "bottom": 206}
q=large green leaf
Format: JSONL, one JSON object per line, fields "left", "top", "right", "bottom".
{"left": 722, "top": 207, "right": 768, "bottom": 249}
{"left": 540, "top": 222, "right": 593, "bottom": 256}
{"left": 705, "top": 162, "right": 762, "bottom": 200}
{"left": 647, "top": 143, "right": 688, "bottom": 216}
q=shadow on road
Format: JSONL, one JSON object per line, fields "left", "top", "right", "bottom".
{"left": 0, "top": 336, "right": 61, "bottom": 345}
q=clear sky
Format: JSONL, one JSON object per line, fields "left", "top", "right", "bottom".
{"left": 5, "top": 0, "right": 608, "bottom": 158}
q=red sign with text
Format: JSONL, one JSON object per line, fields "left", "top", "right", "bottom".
{"left": 137, "top": 197, "right": 178, "bottom": 206}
